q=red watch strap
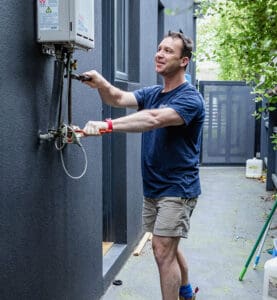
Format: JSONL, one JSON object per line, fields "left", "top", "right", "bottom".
{"left": 105, "top": 118, "right": 113, "bottom": 131}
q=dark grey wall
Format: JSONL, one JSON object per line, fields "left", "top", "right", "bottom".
{"left": 140, "top": 0, "right": 196, "bottom": 86}
{"left": 140, "top": 0, "right": 159, "bottom": 87}
{"left": 163, "top": 0, "right": 195, "bottom": 38}
{"left": 0, "top": 2, "right": 104, "bottom": 300}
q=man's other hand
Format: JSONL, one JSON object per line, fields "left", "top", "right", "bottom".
{"left": 83, "top": 121, "right": 108, "bottom": 136}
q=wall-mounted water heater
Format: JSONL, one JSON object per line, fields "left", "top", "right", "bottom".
{"left": 37, "top": 0, "right": 94, "bottom": 52}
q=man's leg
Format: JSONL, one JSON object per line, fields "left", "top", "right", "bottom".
{"left": 177, "top": 249, "right": 189, "bottom": 286}
{"left": 152, "top": 235, "right": 181, "bottom": 300}
{"left": 177, "top": 249, "right": 195, "bottom": 300}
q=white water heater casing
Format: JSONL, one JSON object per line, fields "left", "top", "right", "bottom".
{"left": 37, "top": 0, "right": 94, "bottom": 51}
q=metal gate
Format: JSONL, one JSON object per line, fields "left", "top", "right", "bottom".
{"left": 199, "top": 81, "right": 256, "bottom": 164}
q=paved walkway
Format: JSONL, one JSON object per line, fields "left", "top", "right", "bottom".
{"left": 102, "top": 167, "right": 276, "bottom": 300}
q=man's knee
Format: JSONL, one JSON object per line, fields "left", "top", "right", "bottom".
{"left": 152, "top": 241, "right": 167, "bottom": 265}
{"left": 152, "top": 236, "right": 179, "bottom": 266}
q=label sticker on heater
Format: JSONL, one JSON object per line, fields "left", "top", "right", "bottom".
{"left": 77, "top": 13, "right": 89, "bottom": 34}
{"left": 38, "top": 0, "right": 59, "bottom": 31}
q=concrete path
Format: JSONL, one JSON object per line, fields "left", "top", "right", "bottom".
{"left": 102, "top": 167, "right": 276, "bottom": 300}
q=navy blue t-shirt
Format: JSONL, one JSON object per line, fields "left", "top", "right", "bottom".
{"left": 134, "top": 82, "right": 205, "bottom": 199}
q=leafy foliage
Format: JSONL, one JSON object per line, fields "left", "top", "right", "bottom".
{"left": 196, "top": 0, "right": 277, "bottom": 112}
{"left": 195, "top": 0, "right": 277, "bottom": 148}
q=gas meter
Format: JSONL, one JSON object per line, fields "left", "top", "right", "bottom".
{"left": 37, "top": 0, "right": 94, "bottom": 52}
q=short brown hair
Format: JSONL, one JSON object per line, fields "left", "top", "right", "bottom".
{"left": 166, "top": 30, "right": 194, "bottom": 59}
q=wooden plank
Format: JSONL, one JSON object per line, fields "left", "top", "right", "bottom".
{"left": 133, "top": 232, "right": 152, "bottom": 256}
{"left": 102, "top": 242, "right": 113, "bottom": 255}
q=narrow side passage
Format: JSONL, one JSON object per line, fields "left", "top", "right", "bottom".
{"left": 101, "top": 167, "right": 276, "bottom": 300}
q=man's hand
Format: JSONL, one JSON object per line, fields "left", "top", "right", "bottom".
{"left": 83, "top": 121, "right": 108, "bottom": 136}
{"left": 81, "top": 70, "right": 107, "bottom": 89}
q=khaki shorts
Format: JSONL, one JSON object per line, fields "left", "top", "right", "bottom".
{"left": 142, "top": 197, "right": 197, "bottom": 238}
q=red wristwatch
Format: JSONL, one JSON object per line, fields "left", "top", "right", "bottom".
{"left": 99, "top": 118, "right": 113, "bottom": 134}
{"left": 105, "top": 118, "right": 113, "bottom": 131}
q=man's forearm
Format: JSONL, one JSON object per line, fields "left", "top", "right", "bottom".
{"left": 112, "top": 107, "right": 184, "bottom": 132}
{"left": 97, "top": 82, "right": 124, "bottom": 107}
{"left": 98, "top": 83, "right": 138, "bottom": 109}
{"left": 83, "top": 107, "right": 183, "bottom": 135}
{"left": 82, "top": 70, "right": 137, "bottom": 108}
{"left": 112, "top": 110, "right": 161, "bottom": 132}
{"left": 83, "top": 110, "right": 160, "bottom": 135}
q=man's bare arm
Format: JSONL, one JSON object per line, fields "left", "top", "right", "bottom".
{"left": 83, "top": 107, "right": 184, "bottom": 135}
{"left": 82, "top": 70, "right": 138, "bottom": 109}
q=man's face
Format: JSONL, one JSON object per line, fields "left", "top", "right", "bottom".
{"left": 155, "top": 37, "right": 188, "bottom": 76}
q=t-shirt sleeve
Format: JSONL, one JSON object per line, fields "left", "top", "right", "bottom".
{"left": 133, "top": 88, "right": 146, "bottom": 110}
{"left": 133, "top": 85, "right": 161, "bottom": 111}
{"left": 169, "top": 93, "right": 203, "bottom": 126}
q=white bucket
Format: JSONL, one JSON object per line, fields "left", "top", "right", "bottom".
{"left": 263, "top": 239, "right": 277, "bottom": 299}
{"left": 263, "top": 257, "right": 277, "bottom": 299}
{"left": 245, "top": 158, "right": 263, "bottom": 178}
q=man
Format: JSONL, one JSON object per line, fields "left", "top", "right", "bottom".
{"left": 82, "top": 31, "right": 205, "bottom": 300}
